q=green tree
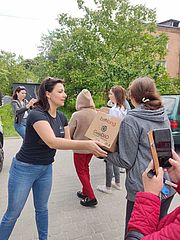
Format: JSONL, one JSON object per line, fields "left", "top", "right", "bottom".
{"left": 21, "top": 55, "right": 50, "bottom": 82}
{"left": 39, "top": 0, "right": 170, "bottom": 102}
{"left": 0, "top": 51, "right": 38, "bottom": 96}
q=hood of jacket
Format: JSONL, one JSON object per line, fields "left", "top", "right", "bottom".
{"left": 76, "top": 89, "right": 95, "bottom": 110}
{"left": 128, "top": 105, "right": 168, "bottom": 123}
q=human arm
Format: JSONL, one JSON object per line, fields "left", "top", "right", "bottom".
{"left": 26, "top": 98, "right": 37, "bottom": 109}
{"left": 126, "top": 192, "right": 160, "bottom": 240}
{"left": 11, "top": 100, "right": 28, "bottom": 115}
{"left": 167, "top": 150, "right": 180, "bottom": 185}
{"left": 33, "top": 120, "right": 107, "bottom": 157}
{"left": 11, "top": 99, "right": 36, "bottom": 115}
{"left": 68, "top": 113, "right": 77, "bottom": 139}
{"left": 167, "top": 150, "right": 180, "bottom": 194}
{"left": 126, "top": 156, "right": 180, "bottom": 240}
{"left": 176, "top": 181, "right": 180, "bottom": 194}
{"left": 126, "top": 192, "right": 180, "bottom": 240}
{"left": 64, "top": 126, "right": 71, "bottom": 139}
{"left": 126, "top": 162, "right": 163, "bottom": 238}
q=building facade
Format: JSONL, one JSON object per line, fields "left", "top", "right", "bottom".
{"left": 157, "top": 19, "right": 180, "bottom": 78}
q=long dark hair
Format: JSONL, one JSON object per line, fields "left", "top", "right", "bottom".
{"left": 111, "top": 86, "right": 126, "bottom": 108}
{"left": 34, "top": 77, "right": 64, "bottom": 111}
{"left": 12, "top": 86, "right": 27, "bottom": 100}
{"left": 128, "top": 76, "right": 163, "bottom": 110}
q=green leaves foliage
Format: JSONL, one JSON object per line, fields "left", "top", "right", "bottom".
{"left": 39, "top": 0, "right": 171, "bottom": 102}
{"left": 0, "top": 51, "right": 38, "bottom": 95}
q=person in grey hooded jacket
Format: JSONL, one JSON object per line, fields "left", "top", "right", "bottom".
{"left": 105, "top": 76, "right": 175, "bottom": 238}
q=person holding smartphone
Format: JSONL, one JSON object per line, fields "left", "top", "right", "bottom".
{"left": 126, "top": 150, "right": 180, "bottom": 239}
{"left": 105, "top": 76, "right": 175, "bottom": 237}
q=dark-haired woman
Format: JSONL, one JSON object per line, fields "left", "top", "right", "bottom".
{"left": 105, "top": 77, "right": 175, "bottom": 238}
{"left": 11, "top": 86, "right": 36, "bottom": 139}
{"left": 0, "top": 77, "right": 107, "bottom": 240}
{"left": 97, "top": 86, "right": 127, "bottom": 194}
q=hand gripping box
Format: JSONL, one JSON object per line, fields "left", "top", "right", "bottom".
{"left": 85, "top": 111, "right": 121, "bottom": 152}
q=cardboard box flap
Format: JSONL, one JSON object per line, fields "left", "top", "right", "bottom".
{"left": 98, "top": 106, "right": 110, "bottom": 114}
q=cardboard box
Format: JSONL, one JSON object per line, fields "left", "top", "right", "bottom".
{"left": 98, "top": 106, "right": 110, "bottom": 114}
{"left": 85, "top": 111, "right": 121, "bottom": 152}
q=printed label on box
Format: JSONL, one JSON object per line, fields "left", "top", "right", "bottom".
{"left": 85, "top": 111, "right": 121, "bottom": 151}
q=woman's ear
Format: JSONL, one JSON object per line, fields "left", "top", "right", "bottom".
{"left": 45, "top": 91, "right": 50, "bottom": 99}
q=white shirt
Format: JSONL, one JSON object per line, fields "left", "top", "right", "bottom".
{"left": 109, "top": 104, "right": 127, "bottom": 120}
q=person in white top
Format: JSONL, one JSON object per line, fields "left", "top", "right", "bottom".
{"left": 97, "top": 86, "right": 128, "bottom": 193}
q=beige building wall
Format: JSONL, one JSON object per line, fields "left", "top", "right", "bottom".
{"left": 157, "top": 25, "right": 180, "bottom": 78}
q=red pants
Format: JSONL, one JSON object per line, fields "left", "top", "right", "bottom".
{"left": 74, "top": 153, "right": 95, "bottom": 200}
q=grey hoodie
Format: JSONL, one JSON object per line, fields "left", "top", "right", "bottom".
{"left": 106, "top": 105, "right": 175, "bottom": 201}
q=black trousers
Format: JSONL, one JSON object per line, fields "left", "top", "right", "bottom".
{"left": 124, "top": 195, "right": 174, "bottom": 239}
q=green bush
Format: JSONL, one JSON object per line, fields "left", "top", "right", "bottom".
{"left": 60, "top": 93, "right": 105, "bottom": 120}
{"left": 0, "top": 104, "right": 18, "bottom": 137}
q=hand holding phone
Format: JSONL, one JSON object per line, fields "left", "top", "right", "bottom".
{"left": 168, "top": 150, "right": 180, "bottom": 183}
{"left": 148, "top": 128, "right": 172, "bottom": 175}
{"left": 143, "top": 161, "right": 164, "bottom": 196}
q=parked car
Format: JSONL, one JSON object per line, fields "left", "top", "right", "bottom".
{"left": 161, "top": 95, "right": 180, "bottom": 145}
{"left": 0, "top": 117, "right": 4, "bottom": 172}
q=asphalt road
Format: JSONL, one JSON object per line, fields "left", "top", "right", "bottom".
{"left": 0, "top": 138, "right": 179, "bottom": 240}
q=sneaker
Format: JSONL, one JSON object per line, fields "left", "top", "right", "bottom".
{"left": 77, "top": 191, "right": 87, "bottom": 199}
{"left": 96, "top": 185, "right": 112, "bottom": 194}
{"left": 111, "top": 181, "right": 122, "bottom": 190}
{"left": 119, "top": 168, "right": 126, "bottom": 173}
{"left": 80, "top": 197, "right": 98, "bottom": 207}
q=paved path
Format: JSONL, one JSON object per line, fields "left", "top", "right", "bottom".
{"left": 0, "top": 138, "right": 179, "bottom": 240}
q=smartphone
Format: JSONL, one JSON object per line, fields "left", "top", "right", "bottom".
{"left": 148, "top": 128, "right": 172, "bottom": 175}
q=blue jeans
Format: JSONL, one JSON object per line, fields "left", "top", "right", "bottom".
{"left": 0, "top": 158, "right": 52, "bottom": 240}
{"left": 14, "top": 118, "right": 27, "bottom": 139}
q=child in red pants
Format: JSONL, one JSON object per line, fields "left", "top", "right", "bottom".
{"left": 69, "top": 89, "right": 97, "bottom": 207}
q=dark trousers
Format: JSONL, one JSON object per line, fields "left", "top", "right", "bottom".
{"left": 74, "top": 153, "right": 95, "bottom": 200}
{"left": 124, "top": 195, "right": 174, "bottom": 238}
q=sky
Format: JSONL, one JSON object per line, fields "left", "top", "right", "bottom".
{"left": 0, "top": 0, "right": 180, "bottom": 59}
